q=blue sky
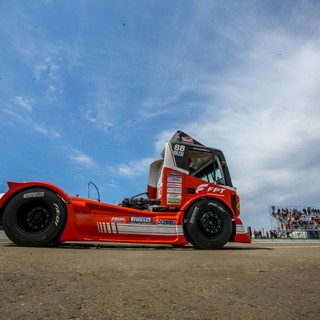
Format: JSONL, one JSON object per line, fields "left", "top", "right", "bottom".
{"left": 1, "top": 0, "right": 320, "bottom": 230}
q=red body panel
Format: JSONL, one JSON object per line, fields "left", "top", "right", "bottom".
{"left": 0, "top": 180, "right": 251, "bottom": 245}
{"left": 60, "top": 196, "right": 188, "bottom": 246}
{"left": 0, "top": 181, "right": 71, "bottom": 205}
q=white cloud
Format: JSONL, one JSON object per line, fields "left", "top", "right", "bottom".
{"left": 33, "top": 124, "right": 61, "bottom": 138}
{"left": 2, "top": 105, "right": 61, "bottom": 139}
{"left": 154, "top": 130, "right": 175, "bottom": 154}
{"left": 109, "top": 157, "right": 156, "bottom": 177}
{"left": 3, "top": 109, "right": 24, "bottom": 122}
{"left": 67, "top": 149, "right": 96, "bottom": 169}
{"left": 15, "top": 96, "right": 33, "bottom": 112}
{"left": 33, "top": 57, "right": 62, "bottom": 103}
{"left": 83, "top": 108, "right": 114, "bottom": 133}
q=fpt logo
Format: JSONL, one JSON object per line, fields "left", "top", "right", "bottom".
{"left": 195, "top": 183, "right": 226, "bottom": 195}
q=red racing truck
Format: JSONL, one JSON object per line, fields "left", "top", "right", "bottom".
{"left": 0, "top": 131, "right": 250, "bottom": 249}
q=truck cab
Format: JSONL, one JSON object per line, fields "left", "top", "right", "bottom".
{"left": 148, "top": 131, "right": 239, "bottom": 216}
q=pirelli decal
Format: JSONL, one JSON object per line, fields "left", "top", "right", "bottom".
{"left": 96, "top": 222, "right": 183, "bottom": 236}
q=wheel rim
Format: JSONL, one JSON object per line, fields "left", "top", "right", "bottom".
{"left": 17, "top": 204, "right": 52, "bottom": 234}
{"left": 198, "top": 210, "right": 223, "bottom": 237}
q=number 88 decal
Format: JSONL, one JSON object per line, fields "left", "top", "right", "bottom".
{"left": 174, "top": 144, "right": 185, "bottom": 156}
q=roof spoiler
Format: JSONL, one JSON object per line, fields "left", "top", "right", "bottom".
{"left": 169, "top": 131, "right": 204, "bottom": 146}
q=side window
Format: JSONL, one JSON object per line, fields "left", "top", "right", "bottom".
{"left": 212, "top": 157, "right": 225, "bottom": 185}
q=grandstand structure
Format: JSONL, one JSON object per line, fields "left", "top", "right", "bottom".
{"left": 269, "top": 206, "right": 320, "bottom": 239}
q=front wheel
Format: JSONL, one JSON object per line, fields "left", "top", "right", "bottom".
{"left": 3, "top": 188, "right": 67, "bottom": 247}
{"left": 183, "top": 199, "right": 232, "bottom": 249}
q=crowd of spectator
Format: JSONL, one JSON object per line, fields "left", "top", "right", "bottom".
{"left": 250, "top": 229, "right": 287, "bottom": 239}
{"left": 270, "top": 206, "right": 320, "bottom": 236}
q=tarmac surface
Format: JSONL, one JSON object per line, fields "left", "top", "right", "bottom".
{"left": 0, "top": 236, "right": 320, "bottom": 320}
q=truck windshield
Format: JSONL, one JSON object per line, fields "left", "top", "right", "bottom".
{"left": 188, "top": 150, "right": 225, "bottom": 185}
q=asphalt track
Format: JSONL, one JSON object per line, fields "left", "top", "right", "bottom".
{"left": 0, "top": 237, "right": 319, "bottom": 320}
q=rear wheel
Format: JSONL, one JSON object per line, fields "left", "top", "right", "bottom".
{"left": 183, "top": 199, "right": 232, "bottom": 249}
{"left": 3, "top": 188, "right": 67, "bottom": 247}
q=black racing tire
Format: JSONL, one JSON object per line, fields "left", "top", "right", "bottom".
{"left": 2, "top": 188, "right": 67, "bottom": 247}
{"left": 183, "top": 199, "right": 232, "bottom": 249}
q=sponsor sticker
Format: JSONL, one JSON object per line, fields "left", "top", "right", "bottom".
{"left": 167, "top": 183, "right": 182, "bottom": 188}
{"left": 167, "top": 177, "right": 182, "bottom": 183}
{"left": 167, "top": 188, "right": 182, "bottom": 194}
{"left": 111, "top": 217, "right": 126, "bottom": 223}
{"left": 167, "top": 193, "right": 181, "bottom": 199}
{"left": 195, "top": 184, "right": 226, "bottom": 195}
{"left": 167, "top": 200, "right": 181, "bottom": 205}
{"left": 209, "top": 202, "right": 225, "bottom": 212}
{"left": 53, "top": 203, "right": 60, "bottom": 226}
{"left": 167, "top": 193, "right": 181, "bottom": 205}
{"left": 190, "top": 207, "right": 199, "bottom": 224}
{"left": 157, "top": 219, "right": 176, "bottom": 225}
{"left": 130, "top": 217, "right": 152, "bottom": 224}
{"left": 168, "top": 171, "right": 181, "bottom": 177}
{"left": 23, "top": 192, "right": 45, "bottom": 199}
{"left": 182, "top": 136, "right": 193, "bottom": 143}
